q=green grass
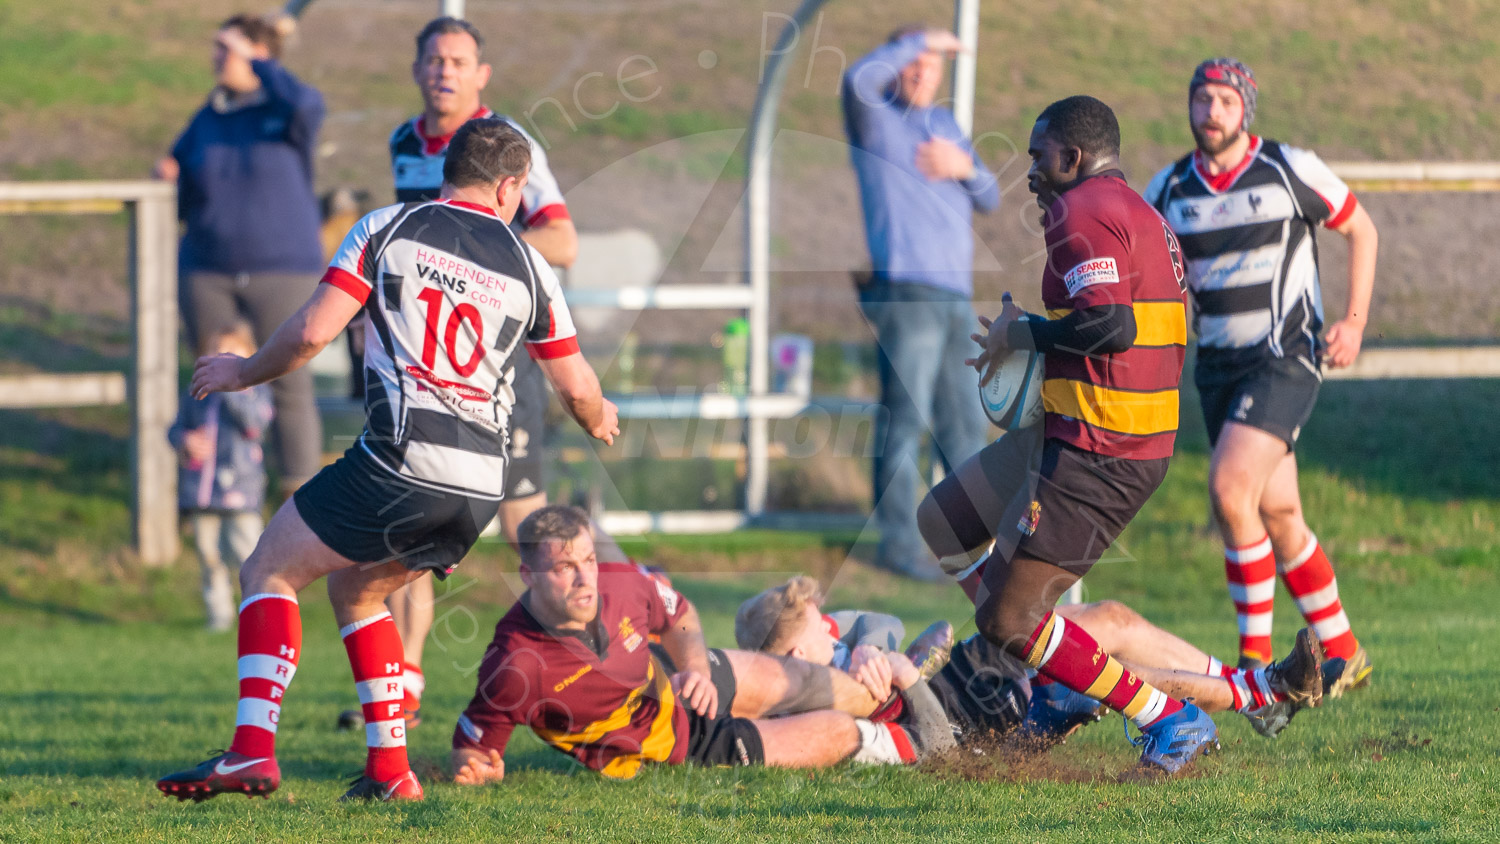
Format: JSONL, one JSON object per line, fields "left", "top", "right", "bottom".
{"left": 3, "top": 376, "right": 1500, "bottom": 840}
{"left": 2, "top": 522, "right": 1498, "bottom": 840}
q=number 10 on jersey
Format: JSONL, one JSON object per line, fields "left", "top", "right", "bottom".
{"left": 416, "top": 287, "right": 487, "bottom": 377}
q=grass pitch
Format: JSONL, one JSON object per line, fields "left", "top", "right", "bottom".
{"left": 2, "top": 379, "right": 1500, "bottom": 841}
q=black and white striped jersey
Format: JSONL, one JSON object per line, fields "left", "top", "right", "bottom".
{"left": 320, "top": 199, "right": 578, "bottom": 500}
{"left": 388, "top": 108, "right": 570, "bottom": 230}
{"left": 1144, "top": 137, "right": 1357, "bottom": 366}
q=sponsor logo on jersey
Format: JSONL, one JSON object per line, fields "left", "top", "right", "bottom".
{"left": 619, "top": 617, "right": 643, "bottom": 653}
{"left": 553, "top": 664, "right": 593, "bottom": 693}
{"left": 511, "top": 427, "right": 530, "bottom": 459}
{"left": 655, "top": 580, "right": 679, "bottom": 615}
{"left": 1248, "top": 192, "right": 1263, "bottom": 216}
{"left": 1179, "top": 204, "right": 1200, "bottom": 222}
{"left": 393, "top": 154, "right": 446, "bottom": 191}
{"left": 1211, "top": 197, "right": 1235, "bottom": 224}
{"left": 1063, "top": 257, "right": 1119, "bottom": 297}
{"left": 405, "top": 365, "right": 493, "bottom": 403}
{"left": 415, "top": 262, "right": 467, "bottom": 294}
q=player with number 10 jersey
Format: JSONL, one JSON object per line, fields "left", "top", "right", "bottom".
{"left": 323, "top": 194, "right": 576, "bottom": 502}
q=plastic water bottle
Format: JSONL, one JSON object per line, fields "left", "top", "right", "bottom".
{"left": 721, "top": 317, "right": 748, "bottom": 395}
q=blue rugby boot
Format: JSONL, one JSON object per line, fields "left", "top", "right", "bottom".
{"left": 1019, "top": 681, "right": 1103, "bottom": 747}
{"left": 1134, "top": 702, "right": 1219, "bottom": 775}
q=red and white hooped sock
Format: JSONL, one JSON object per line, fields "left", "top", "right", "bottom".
{"left": 1279, "top": 533, "right": 1358, "bottom": 660}
{"left": 1206, "top": 655, "right": 1227, "bottom": 677}
{"left": 1225, "top": 535, "right": 1277, "bottom": 663}
{"left": 341, "top": 611, "right": 409, "bottom": 781}
{"left": 402, "top": 664, "right": 425, "bottom": 715}
{"left": 229, "top": 593, "right": 302, "bottom": 759}
{"left": 1224, "top": 667, "right": 1285, "bottom": 712}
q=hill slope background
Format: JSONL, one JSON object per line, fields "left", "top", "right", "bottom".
{"left": 2, "top": 0, "right": 1498, "bottom": 350}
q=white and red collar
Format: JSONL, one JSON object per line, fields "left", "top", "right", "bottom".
{"left": 435, "top": 198, "right": 499, "bottom": 217}
{"left": 415, "top": 106, "right": 494, "bottom": 155}
{"left": 1193, "top": 135, "right": 1262, "bottom": 194}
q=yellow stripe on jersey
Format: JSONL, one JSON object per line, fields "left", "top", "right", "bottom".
{"left": 1044, "top": 302, "right": 1186, "bottom": 348}
{"left": 627, "top": 663, "right": 679, "bottom": 774}
{"left": 1042, "top": 379, "right": 1179, "bottom": 438}
{"left": 1132, "top": 300, "right": 1187, "bottom": 347}
{"left": 534, "top": 658, "right": 679, "bottom": 780}
{"left": 1083, "top": 656, "right": 1126, "bottom": 700}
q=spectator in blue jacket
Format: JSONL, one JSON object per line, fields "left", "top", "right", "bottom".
{"left": 169, "top": 323, "right": 274, "bottom": 631}
{"left": 843, "top": 27, "right": 1000, "bottom": 579}
{"left": 154, "top": 13, "right": 324, "bottom": 497}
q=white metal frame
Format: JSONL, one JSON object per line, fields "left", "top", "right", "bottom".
{"left": 575, "top": 2, "right": 1500, "bottom": 542}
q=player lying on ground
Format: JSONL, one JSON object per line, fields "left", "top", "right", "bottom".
{"left": 158, "top": 120, "right": 619, "bottom": 803}
{"left": 449, "top": 507, "right": 956, "bottom": 785}
{"left": 737, "top": 576, "right": 1327, "bottom": 746}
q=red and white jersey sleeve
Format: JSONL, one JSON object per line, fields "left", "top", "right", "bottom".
{"left": 522, "top": 243, "right": 579, "bottom": 360}
{"left": 1279, "top": 145, "right": 1357, "bottom": 229}
{"left": 320, "top": 203, "right": 403, "bottom": 306}
{"left": 510, "top": 121, "right": 570, "bottom": 230}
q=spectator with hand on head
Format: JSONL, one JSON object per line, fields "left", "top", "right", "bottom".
{"left": 842, "top": 26, "right": 1001, "bottom": 581}
{"left": 154, "top": 12, "right": 326, "bottom": 499}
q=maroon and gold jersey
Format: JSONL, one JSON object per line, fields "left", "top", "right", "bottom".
{"left": 452, "top": 562, "right": 692, "bottom": 779}
{"left": 1039, "top": 172, "right": 1188, "bottom": 460}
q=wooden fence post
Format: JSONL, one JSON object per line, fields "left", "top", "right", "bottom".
{"left": 130, "top": 188, "right": 179, "bottom": 566}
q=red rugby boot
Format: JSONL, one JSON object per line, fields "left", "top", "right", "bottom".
{"left": 340, "top": 769, "right": 424, "bottom": 802}
{"left": 157, "top": 751, "right": 280, "bottom": 802}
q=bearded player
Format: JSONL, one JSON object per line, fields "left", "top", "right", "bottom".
{"left": 1144, "top": 59, "right": 1377, "bottom": 690}
{"left": 157, "top": 121, "right": 618, "bottom": 803}
{"left": 383, "top": 16, "right": 582, "bottom": 727}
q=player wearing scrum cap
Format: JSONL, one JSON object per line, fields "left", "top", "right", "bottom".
{"left": 1144, "top": 59, "right": 1377, "bottom": 692}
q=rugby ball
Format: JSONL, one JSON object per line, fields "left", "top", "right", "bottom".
{"left": 978, "top": 336, "right": 1044, "bottom": 431}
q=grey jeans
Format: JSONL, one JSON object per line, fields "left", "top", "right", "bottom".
{"left": 191, "top": 511, "right": 264, "bottom": 630}
{"left": 182, "top": 270, "right": 323, "bottom": 488}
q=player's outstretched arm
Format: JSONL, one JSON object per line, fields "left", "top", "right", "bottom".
{"left": 536, "top": 353, "right": 620, "bottom": 445}
{"left": 190, "top": 284, "right": 361, "bottom": 399}
{"left": 450, "top": 748, "right": 505, "bottom": 786}
{"left": 1324, "top": 202, "right": 1378, "bottom": 369}
{"left": 658, "top": 602, "right": 719, "bottom": 718}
